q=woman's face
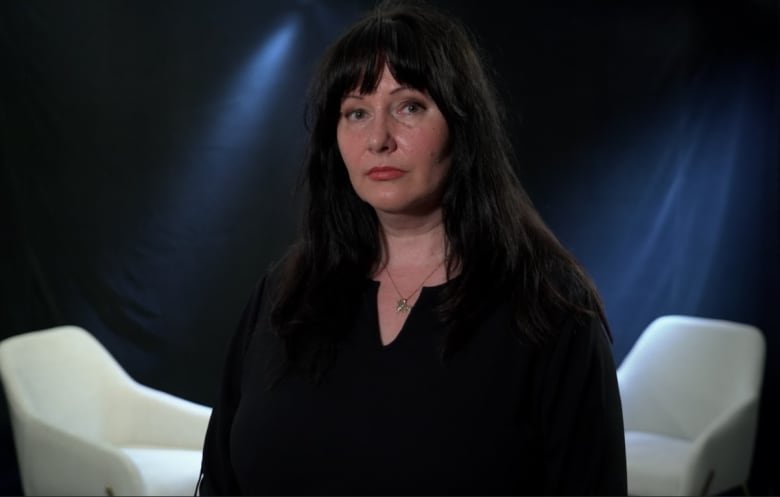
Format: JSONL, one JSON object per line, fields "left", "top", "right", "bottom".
{"left": 337, "top": 66, "right": 451, "bottom": 217}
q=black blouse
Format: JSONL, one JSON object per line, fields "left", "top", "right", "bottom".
{"left": 198, "top": 274, "right": 627, "bottom": 495}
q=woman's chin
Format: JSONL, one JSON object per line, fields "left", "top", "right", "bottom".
{"left": 370, "top": 201, "right": 443, "bottom": 221}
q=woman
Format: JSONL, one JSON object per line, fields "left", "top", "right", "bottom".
{"left": 198, "top": 1, "right": 627, "bottom": 495}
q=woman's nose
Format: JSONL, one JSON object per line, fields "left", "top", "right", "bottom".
{"left": 367, "top": 114, "right": 397, "bottom": 153}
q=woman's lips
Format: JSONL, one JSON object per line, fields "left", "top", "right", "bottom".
{"left": 367, "top": 166, "right": 405, "bottom": 180}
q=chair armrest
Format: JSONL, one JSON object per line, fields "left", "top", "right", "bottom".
{"left": 681, "top": 397, "right": 759, "bottom": 495}
{"left": 110, "top": 382, "right": 212, "bottom": 449}
{"left": 12, "top": 410, "right": 145, "bottom": 496}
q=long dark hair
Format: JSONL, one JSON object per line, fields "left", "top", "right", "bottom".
{"left": 270, "top": 0, "right": 610, "bottom": 382}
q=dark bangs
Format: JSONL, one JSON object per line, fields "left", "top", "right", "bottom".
{"left": 318, "top": 8, "right": 459, "bottom": 123}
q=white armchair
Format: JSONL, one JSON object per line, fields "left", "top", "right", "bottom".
{"left": 0, "top": 325, "right": 212, "bottom": 496}
{"left": 617, "top": 315, "right": 766, "bottom": 496}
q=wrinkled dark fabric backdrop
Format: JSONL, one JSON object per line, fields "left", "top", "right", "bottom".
{"left": 1, "top": 1, "right": 777, "bottom": 494}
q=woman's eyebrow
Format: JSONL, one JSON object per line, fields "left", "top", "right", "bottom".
{"left": 343, "top": 85, "right": 422, "bottom": 100}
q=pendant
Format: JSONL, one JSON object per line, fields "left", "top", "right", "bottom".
{"left": 396, "top": 298, "right": 411, "bottom": 313}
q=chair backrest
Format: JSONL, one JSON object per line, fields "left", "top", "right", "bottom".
{"left": 617, "top": 315, "right": 765, "bottom": 440}
{"left": 0, "top": 325, "right": 135, "bottom": 442}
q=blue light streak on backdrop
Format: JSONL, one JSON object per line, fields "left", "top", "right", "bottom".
{"left": 552, "top": 63, "right": 776, "bottom": 364}
{"left": 170, "top": 12, "right": 302, "bottom": 204}
{"left": 208, "top": 13, "right": 302, "bottom": 151}
{"left": 161, "top": 11, "right": 301, "bottom": 227}
{"left": 99, "top": 13, "right": 303, "bottom": 349}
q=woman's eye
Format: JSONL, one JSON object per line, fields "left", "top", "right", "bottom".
{"left": 344, "top": 109, "right": 366, "bottom": 120}
{"left": 402, "top": 102, "right": 423, "bottom": 114}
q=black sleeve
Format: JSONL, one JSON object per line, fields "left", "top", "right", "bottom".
{"left": 197, "top": 277, "right": 267, "bottom": 496}
{"left": 536, "top": 316, "right": 628, "bottom": 495}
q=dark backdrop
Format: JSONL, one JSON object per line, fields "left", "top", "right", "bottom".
{"left": 1, "top": 1, "right": 777, "bottom": 494}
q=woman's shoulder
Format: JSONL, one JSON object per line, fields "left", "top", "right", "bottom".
{"left": 235, "top": 257, "right": 289, "bottom": 337}
{"left": 533, "top": 310, "right": 614, "bottom": 378}
{"left": 246, "top": 252, "right": 295, "bottom": 302}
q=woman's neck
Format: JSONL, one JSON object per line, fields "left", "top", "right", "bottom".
{"left": 376, "top": 210, "right": 448, "bottom": 270}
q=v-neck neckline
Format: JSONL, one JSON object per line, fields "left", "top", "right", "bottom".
{"left": 366, "top": 277, "right": 454, "bottom": 351}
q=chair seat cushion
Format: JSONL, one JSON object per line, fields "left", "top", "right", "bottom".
{"left": 120, "top": 446, "right": 203, "bottom": 496}
{"left": 625, "top": 430, "right": 693, "bottom": 496}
